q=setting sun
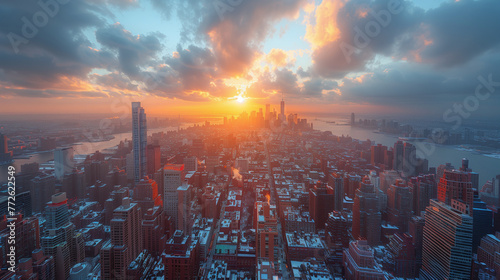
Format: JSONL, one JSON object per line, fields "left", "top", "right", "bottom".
{"left": 236, "top": 95, "right": 246, "bottom": 103}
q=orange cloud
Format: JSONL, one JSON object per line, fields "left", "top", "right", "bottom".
{"left": 207, "top": 21, "right": 261, "bottom": 77}
{"left": 356, "top": 7, "right": 369, "bottom": 18}
{"left": 267, "top": 49, "right": 288, "bottom": 67}
{"left": 409, "top": 25, "right": 433, "bottom": 63}
{"left": 305, "top": 0, "right": 346, "bottom": 49}
{"left": 265, "top": 48, "right": 297, "bottom": 68}
{"left": 351, "top": 73, "right": 373, "bottom": 84}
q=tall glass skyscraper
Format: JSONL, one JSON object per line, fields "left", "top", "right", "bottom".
{"left": 132, "top": 102, "right": 147, "bottom": 182}
{"left": 420, "top": 199, "right": 473, "bottom": 280}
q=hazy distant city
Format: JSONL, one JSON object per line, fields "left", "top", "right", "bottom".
{"left": 1, "top": 0, "right": 500, "bottom": 279}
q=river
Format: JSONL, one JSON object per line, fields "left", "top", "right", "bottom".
{"left": 0, "top": 126, "right": 179, "bottom": 183}
{"left": 310, "top": 117, "right": 500, "bottom": 186}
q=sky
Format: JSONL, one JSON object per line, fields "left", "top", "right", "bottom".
{"left": 0, "top": 0, "right": 500, "bottom": 119}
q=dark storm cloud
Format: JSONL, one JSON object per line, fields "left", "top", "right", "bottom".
{"left": 311, "top": 0, "right": 500, "bottom": 78}
{"left": 165, "top": 44, "right": 217, "bottom": 92}
{"left": 302, "top": 78, "right": 337, "bottom": 97}
{"left": 338, "top": 52, "right": 500, "bottom": 116}
{"left": 92, "top": 72, "right": 139, "bottom": 92}
{"left": 420, "top": 0, "right": 500, "bottom": 67}
{"left": 0, "top": 0, "right": 112, "bottom": 91}
{"left": 95, "top": 23, "right": 163, "bottom": 77}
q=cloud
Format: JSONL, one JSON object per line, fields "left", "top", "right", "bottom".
{"left": 176, "top": 0, "right": 307, "bottom": 76}
{"left": 419, "top": 0, "right": 500, "bottom": 67}
{"left": 247, "top": 68, "right": 338, "bottom": 101}
{"left": 92, "top": 72, "right": 139, "bottom": 92}
{"left": 1, "top": 0, "right": 499, "bottom": 120}
{"left": 305, "top": 0, "right": 422, "bottom": 78}
{"left": 337, "top": 51, "right": 500, "bottom": 116}
{"left": 149, "top": 0, "right": 174, "bottom": 19}
{"left": 304, "top": 0, "right": 345, "bottom": 49}
{"left": 265, "top": 48, "right": 297, "bottom": 68}
{"left": 96, "top": 23, "right": 163, "bottom": 77}
{"left": 0, "top": 0, "right": 112, "bottom": 92}
{"left": 266, "top": 49, "right": 289, "bottom": 67}
{"left": 306, "top": 0, "right": 500, "bottom": 78}
{"left": 105, "top": 0, "right": 139, "bottom": 9}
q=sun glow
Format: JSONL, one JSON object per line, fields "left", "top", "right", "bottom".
{"left": 236, "top": 95, "right": 246, "bottom": 103}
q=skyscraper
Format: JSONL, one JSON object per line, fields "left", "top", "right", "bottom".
{"left": 437, "top": 169, "right": 474, "bottom": 213}
{"left": 472, "top": 195, "right": 493, "bottom": 252}
{"left": 420, "top": 199, "right": 473, "bottom": 280}
{"left": 387, "top": 179, "right": 413, "bottom": 232}
{"left": 101, "top": 197, "right": 142, "bottom": 279}
{"left": 326, "top": 211, "right": 349, "bottom": 275}
{"left": 265, "top": 103, "right": 270, "bottom": 121}
{"left": 54, "top": 147, "right": 74, "bottom": 180}
{"left": 370, "top": 144, "right": 387, "bottom": 166}
{"left": 409, "top": 216, "right": 425, "bottom": 273}
{"left": 41, "top": 193, "right": 84, "bottom": 280}
{"left": 309, "top": 182, "right": 334, "bottom": 230}
{"left": 387, "top": 233, "right": 417, "bottom": 278}
{"left": 0, "top": 133, "right": 7, "bottom": 155}
{"left": 0, "top": 213, "right": 40, "bottom": 260}
{"left": 350, "top": 113, "right": 355, "bottom": 126}
{"left": 133, "top": 176, "right": 162, "bottom": 212}
{"left": 280, "top": 96, "right": 285, "bottom": 121}
{"left": 460, "top": 158, "right": 480, "bottom": 188}
{"left": 177, "top": 184, "right": 192, "bottom": 234}
{"left": 162, "top": 230, "right": 200, "bottom": 279}
{"left": 343, "top": 240, "right": 385, "bottom": 280}
{"left": 142, "top": 206, "right": 165, "bottom": 256}
{"left": 0, "top": 133, "right": 12, "bottom": 164}
{"left": 476, "top": 232, "right": 500, "bottom": 279}
{"left": 352, "top": 177, "right": 381, "bottom": 246}
{"left": 163, "top": 164, "right": 185, "bottom": 228}
{"left": 183, "top": 156, "right": 198, "bottom": 172}
{"left": 132, "top": 102, "right": 147, "bottom": 182}
{"left": 393, "top": 140, "right": 404, "bottom": 172}
{"left": 329, "top": 173, "right": 344, "bottom": 211}
{"left": 409, "top": 174, "right": 437, "bottom": 215}
{"left": 30, "top": 174, "right": 56, "bottom": 213}
{"left": 254, "top": 201, "right": 278, "bottom": 264}
{"left": 146, "top": 144, "right": 161, "bottom": 175}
